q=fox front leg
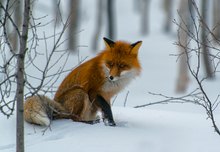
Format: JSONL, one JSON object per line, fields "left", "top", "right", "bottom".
{"left": 96, "top": 95, "right": 116, "bottom": 126}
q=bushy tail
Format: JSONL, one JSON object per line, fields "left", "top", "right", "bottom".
{"left": 24, "top": 95, "right": 66, "bottom": 126}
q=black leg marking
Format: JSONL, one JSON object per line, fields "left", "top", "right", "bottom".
{"left": 96, "top": 95, "right": 116, "bottom": 126}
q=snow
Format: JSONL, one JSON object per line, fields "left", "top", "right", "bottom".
{"left": 1, "top": 0, "right": 220, "bottom": 152}
{"left": 1, "top": 108, "right": 220, "bottom": 152}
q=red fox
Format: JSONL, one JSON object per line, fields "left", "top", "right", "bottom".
{"left": 24, "top": 38, "right": 142, "bottom": 126}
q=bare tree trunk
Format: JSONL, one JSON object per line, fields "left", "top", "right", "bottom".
{"left": 67, "top": 0, "right": 79, "bottom": 52}
{"left": 16, "top": 0, "right": 30, "bottom": 151}
{"left": 13, "top": 0, "right": 22, "bottom": 51}
{"left": 5, "top": 0, "right": 22, "bottom": 52}
{"left": 53, "top": 0, "right": 62, "bottom": 26}
{"left": 92, "top": 0, "right": 104, "bottom": 51}
{"left": 163, "top": 0, "right": 173, "bottom": 33}
{"left": 212, "top": 0, "right": 220, "bottom": 41}
{"left": 201, "top": 0, "right": 214, "bottom": 78}
{"left": 140, "top": 0, "right": 150, "bottom": 35}
{"left": 107, "top": 0, "right": 116, "bottom": 40}
{"left": 176, "top": 0, "right": 190, "bottom": 93}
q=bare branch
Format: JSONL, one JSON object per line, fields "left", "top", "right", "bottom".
{"left": 136, "top": 0, "right": 220, "bottom": 136}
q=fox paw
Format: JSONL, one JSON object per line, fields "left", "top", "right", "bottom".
{"left": 103, "top": 118, "right": 116, "bottom": 126}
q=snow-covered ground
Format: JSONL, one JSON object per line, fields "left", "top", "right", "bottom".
{"left": 1, "top": 0, "right": 220, "bottom": 152}
{"left": 1, "top": 107, "right": 220, "bottom": 152}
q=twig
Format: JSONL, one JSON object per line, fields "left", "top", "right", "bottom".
{"left": 123, "top": 91, "right": 129, "bottom": 107}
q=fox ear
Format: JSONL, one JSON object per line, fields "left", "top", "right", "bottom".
{"left": 130, "top": 41, "right": 142, "bottom": 55}
{"left": 103, "top": 37, "right": 115, "bottom": 49}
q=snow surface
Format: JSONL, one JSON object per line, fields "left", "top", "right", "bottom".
{"left": 1, "top": 0, "right": 220, "bottom": 152}
{"left": 1, "top": 107, "right": 220, "bottom": 152}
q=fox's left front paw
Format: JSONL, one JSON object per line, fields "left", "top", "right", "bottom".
{"left": 108, "top": 121, "right": 116, "bottom": 126}
{"left": 103, "top": 118, "right": 116, "bottom": 126}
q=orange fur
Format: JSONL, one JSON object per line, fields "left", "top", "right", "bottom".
{"left": 24, "top": 38, "right": 142, "bottom": 126}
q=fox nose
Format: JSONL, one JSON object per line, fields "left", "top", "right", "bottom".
{"left": 109, "top": 75, "right": 114, "bottom": 81}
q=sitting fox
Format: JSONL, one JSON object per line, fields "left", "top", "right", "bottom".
{"left": 24, "top": 38, "right": 142, "bottom": 126}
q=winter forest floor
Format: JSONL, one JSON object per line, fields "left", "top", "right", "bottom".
{"left": 1, "top": 0, "right": 220, "bottom": 152}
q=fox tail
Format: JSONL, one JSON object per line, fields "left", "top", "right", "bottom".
{"left": 24, "top": 95, "right": 66, "bottom": 126}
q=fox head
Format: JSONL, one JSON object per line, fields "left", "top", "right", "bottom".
{"left": 101, "top": 37, "right": 142, "bottom": 82}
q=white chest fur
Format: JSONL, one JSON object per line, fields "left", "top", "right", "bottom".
{"left": 101, "top": 66, "right": 139, "bottom": 94}
{"left": 102, "top": 76, "right": 131, "bottom": 93}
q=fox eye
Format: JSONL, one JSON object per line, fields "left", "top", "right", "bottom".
{"left": 106, "top": 61, "right": 114, "bottom": 67}
{"left": 119, "top": 64, "right": 128, "bottom": 69}
{"left": 119, "top": 64, "right": 125, "bottom": 68}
